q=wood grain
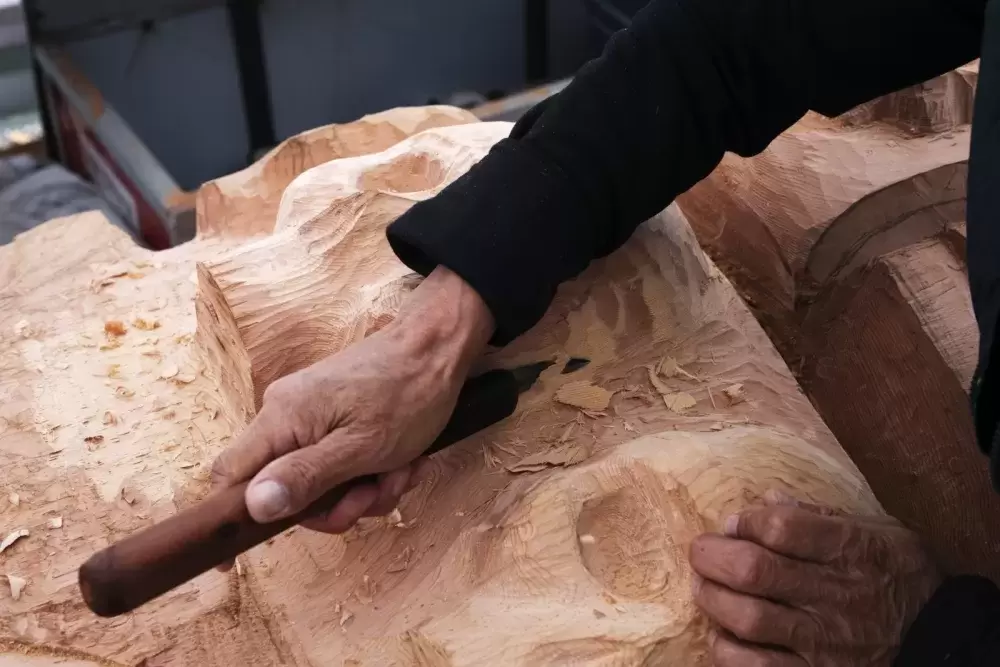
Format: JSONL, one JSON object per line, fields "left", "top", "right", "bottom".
{"left": 680, "top": 66, "right": 1000, "bottom": 580}
{"left": 1, "top": 108, "right": 879, "bottom": 665}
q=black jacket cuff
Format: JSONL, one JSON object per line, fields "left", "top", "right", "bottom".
{"left": 387, "top": 137, "right": 597, "bottom": 346}
{"left": 895, "top": 576, "right": 1000, "bottom": 666}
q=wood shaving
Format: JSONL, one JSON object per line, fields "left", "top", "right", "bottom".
{"left": 579, "top": 534, "right": 596, "bottom": 545}
{"left": 506, "top": 443, "right": 591, "bottom": 474}
{"left": 663, "top": 392, "right": 697, "bottom": 413}
{"left": 387, "top": 546, "right": 414, "bottom": 573}
{"left": 172, "top": 372, "right": 197, "bottom": 385}
{"left": 708, "top": 386, "right": 718, "bottom": 409}
{"left": 103, "top": 411, "right": 117, "bottom": 425}
{"left": 4, "top": 574, "right": 26, "bottom": 600}
{"left": 159, "top": 363, "right": 179, "bottom": 380}
{"left": 132, "top": 317, "right": 160, "bottom": 331}
{"left": 99, "top": 339, "right": 123, "bottom": 351}
{"left": 0, "top": 529, "right": 29, "bottom": 555}
{"left": 178, "top": 461, "right": 197, "bottom": 469}
{"left": 355, "top": 575, "right": 376, "bottom": 604}
{"left": 107, "top": 364, "right": 121, "bottom": 379}
{"left": 121, "top": 486, "right": 136, "bottom": 505}
{"left": 7, "top": 493, "right": 18, "bottom": 507}
{"left": 47, "top": 517, "right": 63, "bottom": 529}
{"left": 388, "top": 508, "right": 403, "bottom": 525}
{"left": 557, "top": 422, "right": 576, "bottom": 443}
{"left": 554, "top": 381, "right": 613, "bottom": 412}
{"left": 235, "top": 559, "right": 244, "bottom": 577}
{"left": 104, "top": 320, "right": 127, "bottom": 336}
{"left": 724, "top": 384, "right": 746, "bottom": 405}
{"left": 622, "top": 420, "right": 637, "bottom": 433}
{"left": 84, "top": 435, "right": 104, "bottom": 445}
{"left": 115, "top": 386, "right": 135, "bottom": 398}
{"left": 710, "top": 423, "right": 725, "bottom": 431}
{"left": 580, "top": 409, "right": 607, "bottom": 419}
{"left": 339, "top": 608, "right": 354, "bottom": 628}
{"left": 656, "top": 356, "right": 701, "bottom": 381}
{"left": 482, "top": 443, "right": 502, "bottom": 468}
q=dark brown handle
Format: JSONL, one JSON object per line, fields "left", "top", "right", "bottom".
{"left": 79, "top": 368, "right": 521, "bottom": 617}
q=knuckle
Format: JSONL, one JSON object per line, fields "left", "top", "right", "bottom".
{"left": 731, "top": 601, "right": 768, "bottom": 640}
{"left": 732, "top": 548, "right": 772, "bottom": 590}
{"left": 278, "top": 456, "right": 325, "bottom": 503}
{"left": 762, "top": 510, "right": 792, "bottom": 546}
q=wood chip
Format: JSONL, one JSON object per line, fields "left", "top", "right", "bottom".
{"left": 724, "top": 384, "right": 746, "bottom": 405}
{"left": 178, "top": 461, "right": 197, "bottom": 469}
{"left": 172, "top": 373, "right": 197, "bottom": 385}
{"left": 4, "top": 574, "right": 26, "bottom": 600}
{"left": 387, "top": 546, "right": 414, "bottom": 573}
{"left": 121, "top": 487, "right": 136, "bottom": 505}
{"left": 104, "top": 320, "right": 127, "bottom": 337}
{"left": 388, "top": 508, "right": 403, "bottom": 525}
{"left": 662, "top": 392, "right": 697, "bottom": 413}
{"left": 47, "top": 517, "right": 63, "bottom": 529}
{"left": 115, "top": 386, "right": 135, "bottom": 398}
{"left": 339, "top": 609, "right": 354, "bottom": 628}
{"left": 99, "top": 339, "right": 123, "bottom": 351}
{"left": 7, "top": 493, "right": 18, "bottom": 507}
{"left": 103, "top": 411, "right": 117, "bottom": 425}
{"left": 159, "top": 363, "right": 179, "bottom": 380}
{"left": 84, "top": 435, "right": 104, "bottom": 445}
{"left": 656, "top": 356, "right": 701, "bottom": 381}
{"left": 555, "top": 381, "right": 613, "bottom": 412}
{"left": 355, "top": 575, "right": 376, "bottom": 604}
{"left": 579, "top": 534, "right": 596, "bottom": 545}
{"left": 593, "top": 609, "right": 607, "bottom": 619}
{"left": 0, "top": 529, "right": 29, "bottom": 555}
{"left": 106, "top": 364, "right": 121, "bottom": 379}
{"left": 132, "top": 317, "right": 161, "bottom": 331}
{"left": 506, "top": 443, "right": 591, "bottom": 474}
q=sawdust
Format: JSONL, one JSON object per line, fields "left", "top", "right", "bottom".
{"left": 555, "top": 381, "right": 613, "bottom": 412}
{"left": 104, "top": 320, "right": 127, "bottom": 336}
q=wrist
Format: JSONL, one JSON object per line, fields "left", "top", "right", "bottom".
{"left": 395, "top": 265, "right": 495, "bottom": 373}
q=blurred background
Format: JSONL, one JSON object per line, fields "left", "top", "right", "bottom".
{"left": 0, "top": 0, "right": 646, "bottom": 248}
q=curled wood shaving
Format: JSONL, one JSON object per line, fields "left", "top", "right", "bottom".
{"left": 4, "top": 574, "right": 26, "bottom": 600}
{"left": 0, "top": 529, "right": 29, "bottom": 554}
{"left": 7, "top": 493, "right": 18, "bottom": 507}
{"left": 121, "top": 486, "right": 136, "bottom": 505}
{"left": 132, "top": 317, "right": 161, "bottom": 331}
{"left": 84, "top": 435, "right": 104, "bottom": 445}
{"left": 724, "top": 384, "right": 746, "bottom": 405}
{"left": 103, "top": 411, "right": 117, "bottom": 425}
{"left": 506, "top": 443, "right": 591, "bottom": 474}
{"left": 159, "top": 363, "right": 179, "bottom": 380}
{"left": 555, "top": 381, "right": 613, "bottom": 412}
{"left": 115, "top": 386, "right": 135, "bottom": 398}
{"left": 339, "top": 608, "right": 354, "bottom": 628}
{"left": 104, "top": 320, "right": 127, "bottom": 336}
{"left": 47, "top": 517, "right": 63, "bottom": 529}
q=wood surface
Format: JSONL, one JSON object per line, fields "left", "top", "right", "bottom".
{"left": 2, "top": 107, "right": 880, "bottom": 666}
{"left": 680, "top": 64, "right": 1000, "bottom": 581}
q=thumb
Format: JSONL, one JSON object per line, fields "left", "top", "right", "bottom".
{"left": 245, "top": 431, "right": 369, "bottom": 523}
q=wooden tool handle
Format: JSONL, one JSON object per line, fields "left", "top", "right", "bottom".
{"left": 79, "top": 369, "right": 520, "bottom": 617}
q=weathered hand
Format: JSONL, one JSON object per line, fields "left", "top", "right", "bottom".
{"left": 210, "top": 266, "right": 494, "bottom": 537}
{"left": 689, "top": 490, "right": 943, "bottom": 666}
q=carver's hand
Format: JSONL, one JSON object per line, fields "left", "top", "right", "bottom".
{"left": 689, "top": 490, "right": 942, "bottom": 667}
{"left": 210, "top": 266, "right": 494, "bottom": 536}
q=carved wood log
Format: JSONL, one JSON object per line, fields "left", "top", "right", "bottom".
{"left": 1, "top": 107, "right": 879, "bottom": 666}
{"left": 680, "top": 64, "right": 1000, "bottom": 581}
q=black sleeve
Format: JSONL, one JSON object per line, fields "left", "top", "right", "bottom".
{"left": 388, "top": 0, "right": 984, "bottom": 345}
{"left": 894, "top": 576, "right": 1000, "bottom": 666}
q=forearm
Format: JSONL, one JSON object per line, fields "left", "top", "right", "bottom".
{"left": 389, "top": 0, "right": 983, "bottom": 344}
{"left": 391, "top": 266, "right": 495, "bottom": 382}
{"left": 894, "top": 576, "right": 1000, "bottom": 666}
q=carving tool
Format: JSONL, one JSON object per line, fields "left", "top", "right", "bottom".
{"left": 79, "top": 360, "right": 553, "bottom": 617}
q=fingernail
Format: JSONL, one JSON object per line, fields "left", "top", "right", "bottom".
{"left": 724, "top": 514, "right": 739, "bottom": 537}
{"left": 247, "top": 480, "right": 289, "bottom": 521}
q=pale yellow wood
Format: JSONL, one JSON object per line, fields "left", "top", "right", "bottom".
{"left": 1, "top": 107, "right": 879, "bottom": 666}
